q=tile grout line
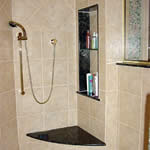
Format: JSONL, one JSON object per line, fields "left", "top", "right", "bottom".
{"left": 41, "top": 29, "right": 45, "bottom": 130}
{"left": 117, "top": 65, "right": 120, "bottom": 150}
{"left": 67, "top": 44, "right": 70, "bottom": 126}
{"left": 138, "top": 68, "right": 144, "bottom": 150}
{"left": 119, "top": 121, "right": 142, "bottom": 133}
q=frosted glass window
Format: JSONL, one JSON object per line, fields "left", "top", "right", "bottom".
{"left": 124, "top": 0, "right": 149, "bottom": 60}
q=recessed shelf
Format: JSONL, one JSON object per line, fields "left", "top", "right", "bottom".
{"left": 77, "top": 91, "right": 100, "bottom": 101}
{"left": 80, "top": 48, "right": 98, "bottom": 51}
{"left": 78, "top": 5, "right": 99, "bottom": 97}
{"left": 27, "top": 126, "right": 106, "bottom": 146}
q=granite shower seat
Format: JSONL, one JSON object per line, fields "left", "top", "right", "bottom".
{"left": 27, "top": 126, "right": 106, "bottom": 146}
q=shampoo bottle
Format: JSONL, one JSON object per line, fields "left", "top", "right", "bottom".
{"left": 95, "top": 33, "right": 98, "bottom": 49}
{"left": 86, "top": 30, "right": 90, "bottom": 49}
{"left": 91, "top": 32, "right": 96, "bottom": 49}
{"left": 89, "top": 74, "right": 93, "bottom": 96}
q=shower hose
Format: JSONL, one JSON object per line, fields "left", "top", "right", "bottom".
{"left": 24, "top": 41, "right": 55, "bottom": 104}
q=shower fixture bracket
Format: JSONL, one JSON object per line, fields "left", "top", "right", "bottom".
{"left": 51, "top": 39, "right": 57, "bottom": 45}
{"left": 18, "top": 32, "right": 27, "bottom": 41}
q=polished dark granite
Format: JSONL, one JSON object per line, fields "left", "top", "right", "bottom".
{"left": 77, "top": 91, "right": 100, "bottom": 101}
{"left": 116, "top": 62, "right": 150, "bottom": 68}
{"left": 27, "top": 126, "right": 106, "bottom": 146}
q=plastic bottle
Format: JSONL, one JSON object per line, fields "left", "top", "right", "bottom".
{"left": 89, "top": 74, "right": 93, "bottom": 96}
{"left": 91, "top": 32, "right": 96, "bottom": 49}
{"left": 86, "top": 30, "right": 90, "bottom": 49}
{"left": 95, "top": 33, "right": 98, "bottom": 49}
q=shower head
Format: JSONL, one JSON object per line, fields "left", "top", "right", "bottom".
{"left": 9, "top": 21, "right": 17, "bottom": 27}
{"left": 9, "top": 21, "right": 27, "bottom": 40}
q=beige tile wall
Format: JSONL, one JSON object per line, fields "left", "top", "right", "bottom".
{"left": 76, "top": 0, "right": 149, "bottom": 150}
{"left": 118, "top": 66, "right": 146, "bottom": 150}
{"left": 0, "top": 0, "right": 19, "bottom": 150}
{"left": 105, "top": 0, "right": 148, "bottom": 150}
{"left": 117, "top": 66, "right": 150, "bottom": 150}
{"left": 12, "top": 0, "right": 77, "bottom": 150}
{"left": 1, "top": 0, "right": 147, "bottom": 150}
{"left": 104, "top": 0, "right": 123, "bottom": 149}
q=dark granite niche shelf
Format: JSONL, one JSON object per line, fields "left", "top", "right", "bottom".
{"left": 80, "top": 48, "right": 99, "bottom": 51}
{"left": 77, "top": 91, "right": 100, "bottom": 101}
{"left": 27, "top": 126, "right": 106, "bottom": 146}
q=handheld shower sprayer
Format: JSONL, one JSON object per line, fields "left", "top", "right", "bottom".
{"left": 9, "top": 20, "right": 57, "bottom": 104}
{"left": 9, "top": 21, "right": 27, "bottom": 40}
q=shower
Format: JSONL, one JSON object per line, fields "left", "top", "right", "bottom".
{"left": 9, "top": 21, "right": 57, "bottom": 104}
{"left": 9, "top": 21, "right": 27, "bottom": 40}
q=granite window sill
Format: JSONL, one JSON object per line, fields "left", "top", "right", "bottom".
{"left": 116, "top": 61, "right": 150, "bottom": 68}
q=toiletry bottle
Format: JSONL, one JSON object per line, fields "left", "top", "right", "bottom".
{"left": 86, "top": 30, "right": 90, "bottom": 49}
{"left": 86, "top": 73, "right": 91, "bottom": 95}
{"left": 89, "top": 74, "right": 93, "bottom": 96}
{"left": 95, "top": 33, "right": 98, "bottom": 49}
{"left": 91, "top": 32, "right": 96, "bottom": 49}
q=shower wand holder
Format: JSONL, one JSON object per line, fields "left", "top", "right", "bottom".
{"left": 21, "top": 91, "right": 25, "bottom": 95}
{"left": 51, "top": 39, "right": 57, "bottom": 45}
{"left": 18, "top": 32, "right": 27, "bottom": 41}
{"left": 19, "top": 47, "right": 25, "bottom": 96}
